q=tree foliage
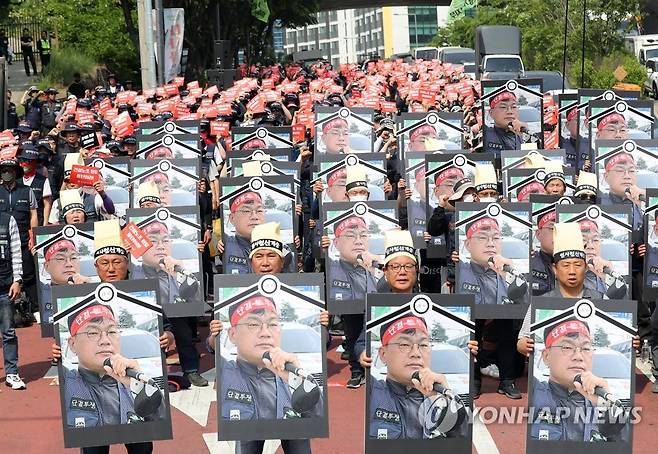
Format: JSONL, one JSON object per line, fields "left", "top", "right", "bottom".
{"left": 10, "top": 0, "right": 139, "bottom": 79}
{"left": 432, "top": 0, "right": 647, "bottom": 88}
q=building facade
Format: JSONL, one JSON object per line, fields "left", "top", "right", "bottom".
{"left": 282, "top": 6, "right": 448, "bottom": 65}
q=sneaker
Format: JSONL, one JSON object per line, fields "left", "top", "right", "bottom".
{"left": 340, "top": 351, "right": 350, "bottom": 361}
{"left": 5, "top": 374, "right": 26, "bottom": 390}
{"left": 480, "top": 364, "right": 500, "bottom": 379}
{"left": 185, "top": 372, "right": 208, "bottom": 387}
{"left": 497, "top": 381, "right": 522, "bottom": 400}
{"left": 346, "top": 371, "right": 365, "bottom": 389}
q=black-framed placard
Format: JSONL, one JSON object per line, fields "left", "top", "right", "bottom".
{"left": 322, "top": 201, "right": 399, "bottom": 314}
{"left": 314, "top": 106, "right": 375, "bottom": 157}
{"left": 129, "top": 158, "right": 200, "bottom": 208}
{"left": 126, "top": 206, "right": 206, "bottom": 317}
{"left": 555, "top": 204, "right": 632, "bottom": 300}
{"left": 364, "top": 293, "right": 475, "bottom": 453}
{"left": 52, "top": 280, "right": 172, "bottom": 448}
{"left": 454, "top": 202, "right": 532, "bottom": 318}
{"left": 212, "top": 273, "right": 328, "bottom": 441}
{"left": 526, "top": 297, "right": 636, "bottom": 454}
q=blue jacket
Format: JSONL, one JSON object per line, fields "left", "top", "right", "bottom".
{"left": 483, "top": 125, "right": 523, "bottom": 157}
{"left": 458, "top": 260, "right": 528, "bottom": 305}
{"left": 327, "top": 258, "right": 377, "bottom": 303}
{"left": 530, "top": 377, "right": 628, "bottom": 442}
{"left": 63, "top": 367, "right": 135, "bottom": 428}
{"left": 531, "top": 250, "right": 555, "bottom": 296}
{"left": 219, "top": 357, "right": 322, "bottom": 421}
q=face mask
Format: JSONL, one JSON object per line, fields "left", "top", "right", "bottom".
{"left": 480, "top": 196, "right": 497, "bottom": 203}
{"left": 349, "top": 195, "right": 368, "bottom": 202}
{"left": 463, "top": 194, "right": 476, "bottom": 203}
{"left": 1, "top": 170, "right": 15, "bottom": 183}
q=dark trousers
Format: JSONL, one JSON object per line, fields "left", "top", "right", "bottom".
{"left": 21, "top": 244, "right": 38, "bottom": 313}
{"left": 238, "top": 439, "right": 311, "bottom": 454}
{"left": 343, "top": 313, "right": 364, "bottom": 374}
{"left": 40, "top": 53, "right": 50, "bottom": 70}
{"left": 81, "top": 442, "right": 153, "bottom": 454}
{"left": 474, "top": 319, "right": 523, "bottom": 384}
{"left": 171, "top": 316, "right": 199, "bottom": 373}
{"left": 23, "top": 52, "right": 37, "bottom": 75}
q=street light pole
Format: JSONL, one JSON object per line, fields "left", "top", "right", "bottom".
{"left": 413, "top": 13, "right": 418, "bottom": 48}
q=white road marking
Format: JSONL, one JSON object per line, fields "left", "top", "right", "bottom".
{"left": 473, "top": 409, "right": 501, "bottom": 454}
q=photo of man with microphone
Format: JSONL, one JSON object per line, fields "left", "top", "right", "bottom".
{"left": 483, "top": 90, "right": 527, "bottom": 156}
{"left": 62, "top": 303, "right": 166, "bottom": 428}
{"left": 320, "top": 117, "right": 352, "bottom": 155}
{"left": 368, "top": 314, "right": 467, "bottom": 439}
{"left": 132, "top": 221, "right": 200, "bottom": 305}
{"left": 458, "top": 216, "right": 529, "bottom": 305}
{"left": 600, "top": 151, "right": 644, "bottom": 231}
{"left": 530, "top": 317, "right": 630, "bottom": 442}
{"left": 218, "top": 295, "right": 324, "bottom": 422}
{"left": 578, "top": 219, "right": 629, "bottom": 300}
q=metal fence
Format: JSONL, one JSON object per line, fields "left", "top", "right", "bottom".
{"left": 0, "top": 22, "right": 49, "bottom": 61}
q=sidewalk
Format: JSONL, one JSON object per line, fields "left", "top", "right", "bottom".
{"left": 6, "top": 56, "right": 41, "bottom": 105}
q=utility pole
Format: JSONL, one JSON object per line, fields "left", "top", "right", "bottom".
{"left": 137, "top": 0, "right": 157, "bottom": 89}
{"left": 154, "top": 0, "right": 166, "bottom": 85}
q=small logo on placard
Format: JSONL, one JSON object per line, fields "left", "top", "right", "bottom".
{"left": 229, "top": 409, "right": 241, "bottom": 420}
{"left": 75, "top": 417, "right": 86, "bottom": 428}
{"left": 538, "top": 429, "right": 549, "bottom": 440}
{"left": 377, "top": 429, "right": 388, "bottom": 439}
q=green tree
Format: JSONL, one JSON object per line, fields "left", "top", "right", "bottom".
{"left": 627, "top": 117, "right": 638, "bottom": 130}
{"left": 501, "top": 221, "right": 513, "bottom": 237}
{"left": 431, "top": 322, "right": 448, "bottom": 342}
{"left": 280, "top": 301, "right": 297, "bottom": 322}
{"left": 170, "top": 225, "right": 181, "bottom": 239}
{"left": 78, "top": 242, "right": 90, "bottom": 256}
{"left": 105, "top": 174, "right": 116, "bottom": 186}
{"left": 118, "top": 308, "right": 136, "bottom": 328}
{"left": 432, "top": 0, "right": 646, "bottom": 88}
{"left": 593, "top": 326, "right": 610, "bottom": 347}
{"left": 171, "top": 176, "right": 181, "bottom": 189}
{"left": 600, "top": 223, "right": 612, "bottom": 239}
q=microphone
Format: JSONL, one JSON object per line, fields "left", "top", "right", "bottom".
{"left": 356, "top": 253, "right": 383, "bottom": 270}
{"left": 587, "top": 258, "right": 622, "bottom": 280}
{"left": 159, "top": 258, "right": 198, "bottom": 281}
{"left": 262, "top": 351, "right": 321, "bottom": 413}
{"left": 411, "top": 371, "right": 455, "bottom": 399}
{"left": 625, "top": 187, "right": 645, "bottom": 203}
{"left": 262, "top": 351, "right": 310, "bottom": 380}
{"left": 488, "top": 256, "right": 526, "bottom": 280}
{"left": 67, "top": 276, "right": 75, "bottom": 285}
{"left": 103, "top": 358, "right": 159, "bottom": 388}
{"left": 507, "top": 121, "right": 528, "bottom": 135}
{"left": 573, "top": 373, "right": 622, "bottom": 408}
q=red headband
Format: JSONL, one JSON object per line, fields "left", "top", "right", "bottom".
{"left": 545, "top": 320, "right": 590, "bottom": 349}
{"left": 578, "top": 219, "right": 598, "bottom": 233}
{"left": 45, "top": 239, "right": 77, "bottom": 261}
{"left": 327, "top": 167, "right": 347, "bottom": 187}
{"left": 147, "top": 146, "right": 173, "bottom": 159}
{"left": 538, "top": 210, "right": 556, "bottom": 230}
{"left": 322, "top": 117, "right": 348, "bottom": 133}
{"left": 518, "top": 181, "right": 545, "bottom": 201}
{"left": 382, "top": 316, "right": 428, "bottom": 346}
{"left": 241, "top": 138, "right": 267, "bottom": 150}
{"left": 605, "top": 152, "right": 634, "bottom": 171}
{"left": 409, "top": 125, "right": 437, "bottom": 143}
{"left": 566, "top": 108, "right": 578, "bottom": 122}
{"left": 70, "top": 305, "right": 116, "bottom": 337}
{"left": 230, "top": 192, "right": 263, "bottom": 213}
{"left": 466, "top": 217, "right": 500, "bottom": 238}
{"left": 334, "top": 216, "right": 367, "bottom": 237}
{"left": 598, "top": 113, "right": 626, "bottom": 129}
{"left": 142, "top": 221, "right": 169, "bottom": 235}
{"left": 490, "top": 91, "right": 516, "bottom": 109}
{"left": 435, "top": 167, "right": 464, "bottom": 186}
{"left": 230, "top": 296, "right": 277, "bottom": 326}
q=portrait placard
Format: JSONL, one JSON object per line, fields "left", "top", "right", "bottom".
{"left": 314, "top": 106, "right": 374, "bottom": 156}
{"left": 396, "top": 112, "right": 464, "bottom": 158}
{"left": 135, "top": 133, "right": 201, "bottom": 160}
{"left": 231, "top": 126, "right": 294, "bottom": 151}
{"left": 85, "top": 157, "right": 131, "bottom": 220}
{"left": 129, "top": 158, "right": 200, "bottom": 208}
